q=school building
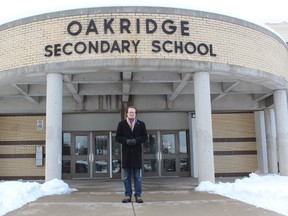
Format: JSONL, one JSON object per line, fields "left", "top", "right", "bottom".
{"left": 0, "top": 6, "right": 288, "bottom": 183}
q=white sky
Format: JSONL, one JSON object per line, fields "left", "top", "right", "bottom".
{"left": 0, "top": 0, "right": 287, "bottom": 25}
{"left": 0, "top": 174, "right": 288, "bottom": 215}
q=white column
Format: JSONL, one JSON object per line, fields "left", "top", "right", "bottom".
{"left": 264, "top": 108, "right": 278, "bottom": 173}
{"left": 273, "top": 90, "right": 288, "bottom": 176}
{"left": 45, "top": 73, "right": 63, "bottom": 181}
{"left": 194, "top": 72, "right": 215, "bottom": 183}
{"left": 254, "top": 111, "right": 268, "bottom": 174}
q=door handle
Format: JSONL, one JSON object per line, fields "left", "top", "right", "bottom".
{"left": 158, "top": 152, "right": 162, "bottom": 161}
{"left": 88, "top": 153, "right": 94, "bottom": 163}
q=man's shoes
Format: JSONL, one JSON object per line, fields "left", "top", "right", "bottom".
{"left": 122, "top": 196, "right": 143, "bottom": 203}
{"left": 122, "top": 196, "right": 131, "bottom": 203}
{"left": 135, "top": 196, "right": 144, "bottom": 203}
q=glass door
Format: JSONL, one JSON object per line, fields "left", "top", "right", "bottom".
{"left": 63, "top": 132, "right": 93, "bottom": 179}
{"left": 92, "top": 132, "right": 122, "bottom": 178}
{"left": 62, "top": 133, "right": 91, "bottom": 179}
{"left": 142, "top": 130, "right": 190, "bottom": 177}
{"left": 74, "top": 133, "right": 90, "bottom": 178}
{"left": 62, "top": 131, "right": 120, "bottom": 179}
{"left": 62, "top": 132, "right": 72, "bottom": 179}
{"left": 111, "top": 132, "right": 122, "bottom": 179}
{"left": 161, "top": 131, "right": 190, "bottom": 177}
{"left": 92, "top": 133, "right": 109, "bottom": 178}
{"left": 178, "top": 131, "right": 190, "bottom": 177}
{"left": 161, "top": 132, "right": 177, "bottom": 176}
{"left": 142, "top": 132, "right": 159, "bottom": 177}
{"left": 62, "top": 130, "right": 190, "bottom": 179}
{"left": 63, "top": 132, "right": 92, "bottom": 179}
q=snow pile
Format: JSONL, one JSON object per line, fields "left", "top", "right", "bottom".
{"left": 1, "top": 174, "right": 288, "bottom": 215}
{"left": 0, "top": 179, "right": 76, "bottom": 216}
{"left": 196, "top": 173, "right": 288, "bottom": 215}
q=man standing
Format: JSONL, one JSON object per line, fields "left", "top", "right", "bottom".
{"left": 116, "top": 106, "right": 147, "bottom": 203}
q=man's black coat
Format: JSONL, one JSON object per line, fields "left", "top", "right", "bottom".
{"left": 116, "top": 119, "right": 147, "bottom": 169}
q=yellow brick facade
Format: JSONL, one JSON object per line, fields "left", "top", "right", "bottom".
{"left": 212, "top": 113, "right": 255, "bottom": 138}
{"left": 0, "top": 116, "right": 46, "bottom": 141}
{"left": 0, "top": 8, "right": 288, "bottom": 79}
{"left": 0, "top": 116, "right": 45, "bottom": 179}
{"left": 212, "top": 113, "right": 257, "bottom": 175}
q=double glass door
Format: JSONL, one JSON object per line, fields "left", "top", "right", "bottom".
{"left": 62, "top": 132, "right": 121, "bottom": 179}
{"left": 143, "top": 130, "right": 190, "bottom": 177}
{"left": 62, "top": 130, "right": 190, "bottom": 179}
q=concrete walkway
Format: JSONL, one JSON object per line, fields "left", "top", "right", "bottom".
{"left": 7, "top": 177, "right": 282, "bottom": 216}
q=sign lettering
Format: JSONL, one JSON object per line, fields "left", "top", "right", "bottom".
{"left": 44, "top": 17, "right": 217, "bottom": 57}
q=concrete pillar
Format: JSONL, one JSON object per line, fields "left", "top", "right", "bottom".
{"left": 264, "top": 108, "right": 278, "bottom": 173}
{"left": 188, "top": 112, "right": 198, "bottom": 178}
{"left": 273, "top": 89, "right": 288, "bottom": 176}
{"left": 45, "top": 73, "right": 63, "bottom": 181}
{"left": 254, "top": 111, "right": 268, "bottom": 174}
{"left": 194, "top": 72, "right": 215, "bottom": 183}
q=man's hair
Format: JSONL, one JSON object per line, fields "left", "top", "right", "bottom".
{"left": 127, "top": 106, "right": 137, "bottom": 113}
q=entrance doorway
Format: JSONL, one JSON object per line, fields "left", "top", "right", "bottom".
{"left": 62, "top": 132, "right": 121, "bottom": 179}
{"left": 62, "top": 130, "right": 190, "bottom": 179}
{"left": 143, "top": 130, "right": 190, "bottom": 177}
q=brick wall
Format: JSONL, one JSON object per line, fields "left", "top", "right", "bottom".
{"left": 0, "top": 116, "right": 45, "bottom": 180}
{"left": 0, "top": 7, "right": 287, "bottom": 79}
{"left": 212, "top": 113, "right": 257, "bottom": 177}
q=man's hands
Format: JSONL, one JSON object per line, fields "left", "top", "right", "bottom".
{"left": 126, "top": 138, "right": 137, "bottom": 146}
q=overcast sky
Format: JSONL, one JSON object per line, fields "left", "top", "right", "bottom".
{"left": 0, "top": 0, "right": 287, "bottom": 25}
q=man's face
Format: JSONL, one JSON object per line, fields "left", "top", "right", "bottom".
{"left": 127, "top": 108, "right": 136, "bottom": 120}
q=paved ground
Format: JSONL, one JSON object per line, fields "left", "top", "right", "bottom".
{"left": 7, "top": 177, "right": 282, "bottom": 216}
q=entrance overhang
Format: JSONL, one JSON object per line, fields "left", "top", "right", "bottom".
{"left": 0, "top": 58, "right": 287, "bottom": 113}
